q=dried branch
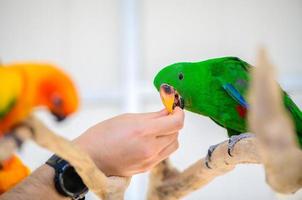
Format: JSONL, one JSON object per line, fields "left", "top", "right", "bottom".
{"left": 0, "top": 137, "right": 21, "bottom": 162}
{"left": 0, "top": 126, "right": 33, "bottom": 162}
{"left": 147, "top": 137, "right": 260, "bottom": 200}
{"left": 248, "top": 48, "right": 302, "bottom": 193}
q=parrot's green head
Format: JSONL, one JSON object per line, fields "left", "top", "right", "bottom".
{"left": 154, "top": 62, "right": 193, "bottom": 113}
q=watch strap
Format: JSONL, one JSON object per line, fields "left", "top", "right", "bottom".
{"left": 46, "top": 155, "right": 88, "bottom": 200}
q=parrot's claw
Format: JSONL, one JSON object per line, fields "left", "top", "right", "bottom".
{"left": 5, "top": 122, "right": 35, "bottom": 149}
{"left": 205, "top": 133, "right": 254, "bottom": 168}
{"left": 5, "top": 133, "right": 23, "bottom": 149}
{"left": 228, "top": 133, "right": 254, "bottom": 156}
{"left": 205, "top": 143, "right": 221, "bottom": 169}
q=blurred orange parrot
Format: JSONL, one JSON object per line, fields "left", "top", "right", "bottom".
{"left": 0, "top": 62, "right": 79, "bottom": 193}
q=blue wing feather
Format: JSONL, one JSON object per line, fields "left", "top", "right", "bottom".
{"left": 222, "top": 83, "right": 249, "bottom": 109}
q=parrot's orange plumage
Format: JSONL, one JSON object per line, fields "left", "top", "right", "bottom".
{"left": 0, "top": 62, "right": 79, "bottom": 193}
{"left": 0, "top": 155, "right": 30, "bottom": 193}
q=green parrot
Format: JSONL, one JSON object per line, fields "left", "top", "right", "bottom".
{"left": 153, "top": 57, "right": 302, "bottom": 167}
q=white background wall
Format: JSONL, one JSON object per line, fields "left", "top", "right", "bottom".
{"left": 0, "top": 0, "right": 302, "bottom": 199}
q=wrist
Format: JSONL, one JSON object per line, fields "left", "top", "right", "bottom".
{"left": 73, "top": 135, "right": 110, "bottom": 175}
{"left": 37, "top": 165, "right": 70, "bottom": 199}
{"left": 46, "top": 155, "right": 88, "bottom": 199}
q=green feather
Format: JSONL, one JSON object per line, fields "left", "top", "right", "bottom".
{"left": 0, "top": 98, "right": 17, "bottom": 120}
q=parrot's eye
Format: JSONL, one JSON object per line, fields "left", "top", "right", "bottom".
{"left": 178, "top": 73, "right": 184, "bottom": 80}
{"left": 52, "top": 96, "right": 63, "bottom": 107}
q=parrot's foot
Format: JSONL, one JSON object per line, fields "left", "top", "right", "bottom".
{"left": 205, "top": 143, "right": 222, "bottom": 169}
{"left": 228, "top": 133, "right": 254, "bottom": 156}
{"left": 205, "top": 133, "right": 254, "bottom": 169}
{"left": 5, "top": 122, "right": 35, "bottom": 149}
{"left": 4, "top": 133, "right": 23, "bottom": 149}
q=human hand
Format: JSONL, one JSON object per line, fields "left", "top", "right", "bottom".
{"left": 74, "top": 107, "right": 184, "bottom": 177}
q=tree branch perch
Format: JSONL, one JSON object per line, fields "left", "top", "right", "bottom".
{"left": 248, "top": 48, "right": 302, "bottom": 193}
{"left": 147, "top": 137, "right": 260, "bottom": 200}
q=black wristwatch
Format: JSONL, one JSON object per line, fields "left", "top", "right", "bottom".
{"left": 46, "top": 155, "right": 88, "bottom": 200}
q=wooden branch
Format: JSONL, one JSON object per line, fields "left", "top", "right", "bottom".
{"left": 248, "top": 48, "right": 302, "bottom": 194}
{"left": 9, "top": 116, "right": 130, "bottom": 199}
{"left": 147, "top": 137, "right": 260, "bottom": 200}
{"left": 0, "top": 126, "right": 33, "bottom": 162}
{"left": 147, "top": 159, "right": 180, "bottom": 200}
{"left": 0, "top": 137, "right": 20, "bottom": 162}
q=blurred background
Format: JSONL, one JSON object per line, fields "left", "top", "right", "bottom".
{"left": 0, "top": 0, "right": 302, "bottom": 199}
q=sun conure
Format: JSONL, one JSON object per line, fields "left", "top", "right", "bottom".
{"left": 0, "top": 62, "right": 79, "bottom": 193}
{"left": 153, "top": 57, "right": 302, "bottom": 150}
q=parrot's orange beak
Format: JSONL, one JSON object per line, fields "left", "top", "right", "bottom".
{"left": 160, "top": 84, "right": 184, "bottom": 114}
{"left": 51, "top": 111, "right": 67, "bottom": 122}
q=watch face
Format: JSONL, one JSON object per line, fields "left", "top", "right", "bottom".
{"left": 60, "top": 165, "right": 88, "bottom": 196}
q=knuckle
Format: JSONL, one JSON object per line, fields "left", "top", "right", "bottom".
{"left": 139, "top": 125, "right": 155, "bottom": 138}
{"left": 173, "top": 117, "right": 184, "bottom": 129}
{"left": 128, "top": 124, "right": 146, "bottom": 138}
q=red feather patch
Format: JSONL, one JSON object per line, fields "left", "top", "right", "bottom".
{"left": 236, "top": 105, "right": 247, "bottom": 118}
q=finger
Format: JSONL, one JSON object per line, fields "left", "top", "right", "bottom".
{"left": 156, "top": 109, "right": 169, "bottom": 117}
{"left": 138, "top": 109, "right": 168, "bottom": 119}
{"left": 137, "top": 138, "right": 179, "bottom": 173}
{"left": 144, "top": 133, "right": 178, "bottom": 160}
{"left": 157, "top": 140, "right": 179, "bottom": 160}
{"left": 145, "top": 107, "right": 184, "bottom": 136}
{"left": 155, "top": 132, "right": 179, "bottom": 150}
